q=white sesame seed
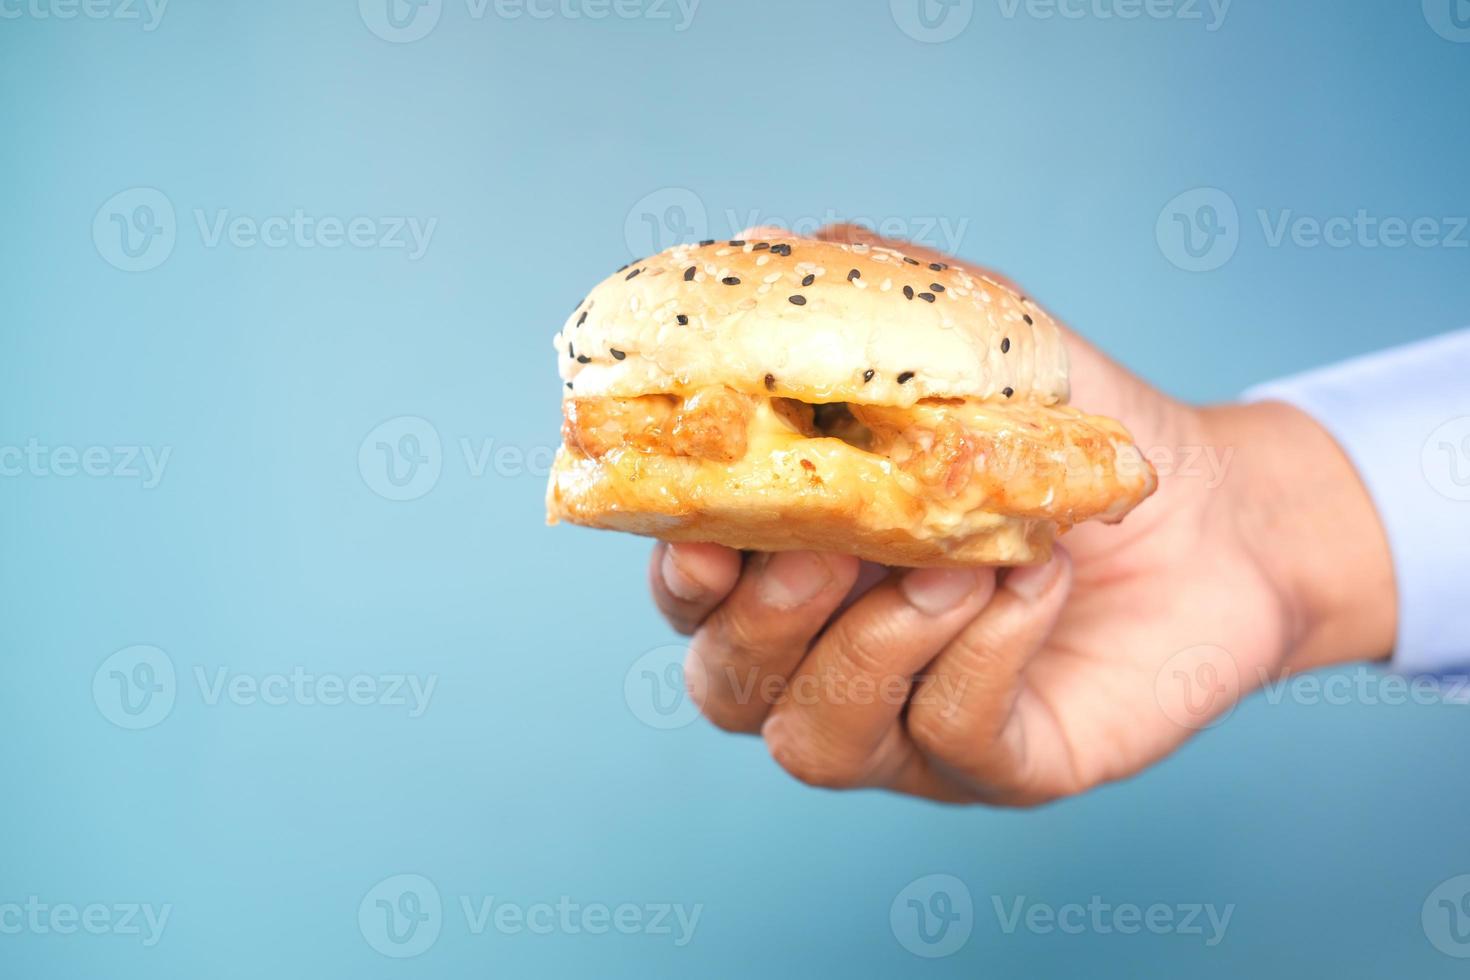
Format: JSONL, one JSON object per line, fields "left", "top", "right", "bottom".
{"left": 756, "top": 254, "right": 771, "bottom": 266}
{"left": 763, "top": 272, "right": 782, "bottom": 284}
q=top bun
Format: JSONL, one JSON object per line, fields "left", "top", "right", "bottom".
{"left": 555, "top": 237, "right": 1070, "bottom": 407}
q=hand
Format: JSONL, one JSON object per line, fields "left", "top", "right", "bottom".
{"left": 648, "top": 224, "right": 1396, "bottom": 805}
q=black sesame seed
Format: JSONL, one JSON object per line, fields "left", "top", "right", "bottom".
{"left": 903, "top": 257, "right": 919, "bottom": 265}
{"left": 729, "top": 240, "right": 745, "bottom": 247}
{"left": 930, "top": 283, "right": 945, "bottom": 292}
{"left": 676, "top": 314, "right": 689, "bottom": 326}
{"left": 616, "top": 262, "right": 632, "bottom": 272}
{"left": 610, "top": 348, "right": 626, "bottom": 360}
{"left": 753, "top": 242, "right": 770, "bottom": 251}
{"left": 1023, "top": 314, "right": 1034, "bottom": 325}
{"left": 772, "top": 244, "right": 792, "bottom": 256}
{"left": 566, "top": 382, "right": 574, "bottom": 390}
{"left": 1001, "top": 337, "right": 1011, "bottom": 353}
{"left": 699, "top": 239, "right": 715, "bottom": 246}
{"left": 801, "top": 274, "right": 815, "bottom": 287}
{"left": 848, "top": 269, "right": 861, "bottom": 281}
{"left": 722, "top": 276, "right": 741, "bottom": 286}
{"left": 929, "top": 262, "right": 947, "bottom": 271}
{"left": 567, "top": 342, "right": 574, "bottom": 359}
{"left": 789, "top": 295, "right": 806, "bottom": 306}
{"left": 1003, "top": 386, "right": 1015, "bottom": 398}
{"left": 862, "top": 369, "right": 875, "bottom": 383}
{"left": 897, "top": 371, "right": 915, "bottom": 384}
{"left": 576, "top": 311, "right": 587, "bottom": 327}
{"left": 576, "top": 354, "right": 591, "bottom": 364}
{"left": 684, "top": 266, "right": 696, "bottom": 281}
{"left": 764, "top": 373, "right": 776, "bottom": 391}
{"left": 625, "top": 267, "right": 642, "bottom": 281}
{"left": 918, "top": 292, "right": 936, "bottom": 303}
{"left": 903, "top": 285, "right": 915, "bottom": 300}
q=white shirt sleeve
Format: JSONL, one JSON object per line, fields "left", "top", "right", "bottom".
{"left": 1244, "top": 328, "right": 1470, "bottom": 674}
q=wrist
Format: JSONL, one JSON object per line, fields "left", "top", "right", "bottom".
{"left": 1199, "top": 401, "right": 1397, "bottom": 671}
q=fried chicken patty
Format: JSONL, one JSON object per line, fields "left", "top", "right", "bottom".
{"left": 561, "top": 386, "right": 1154, "bottom": 527}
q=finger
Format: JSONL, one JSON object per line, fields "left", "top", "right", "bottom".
{"left": 735, "top": 224, "right": 790, "bottom": 241}
{"left": 648, "top": 541, "right": 742, "bottom": 636}
{"left": 685, "top": 551, "right": 861, "bottom": 733}
{"left": 904, "top": 549, "right": 1074, "bottom": 804}
{"left": 761, "top": 566, "right": 997, "bottom": 790}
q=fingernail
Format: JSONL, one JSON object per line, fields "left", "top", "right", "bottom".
{"left": 757, "top": 551, "right": 833, "bottom": 609}
{"left": 900, "top": 567, "right": 981, "bottom": 616}
{"left": 1004, "top": 554, "right": 1063, "bottom": 601}
{"left": 661, "top": 546, "right": 708, "bottom": 602}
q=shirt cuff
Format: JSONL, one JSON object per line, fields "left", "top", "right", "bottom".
{"left": 1244, "top": 329, "right": 1470, "bottom": 675}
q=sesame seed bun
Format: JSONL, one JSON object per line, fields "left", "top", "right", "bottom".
{"left": 547, "top": 236, "right": 1155, "bottom": 567}
{"left": 555, "top": 237, "right": 1068, "bottom": 406}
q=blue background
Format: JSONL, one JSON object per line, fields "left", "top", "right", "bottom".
{"left": 4, "top": 0, "right": 1470, "bottom": 976}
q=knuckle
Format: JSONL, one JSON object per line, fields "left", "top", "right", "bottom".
{"left": 906, "top": 703, "right": 974, "bottom": 766}
{"left": 764, "top": 723, "right": 867, "bottom": 790}
{"left": 825, "top": 617, "right": 902, "bottom": 681}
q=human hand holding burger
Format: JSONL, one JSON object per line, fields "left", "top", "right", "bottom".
{"left": 550, "top": 223, "right": 1396, "bottom": 805}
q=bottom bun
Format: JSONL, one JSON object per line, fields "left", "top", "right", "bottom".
{"left": 546, "top": 435, "right": 1056, "bottom": 567}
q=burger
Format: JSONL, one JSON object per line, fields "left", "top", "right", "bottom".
{"left": 546, "top": 235, "right": 1156, "bottom": 566}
